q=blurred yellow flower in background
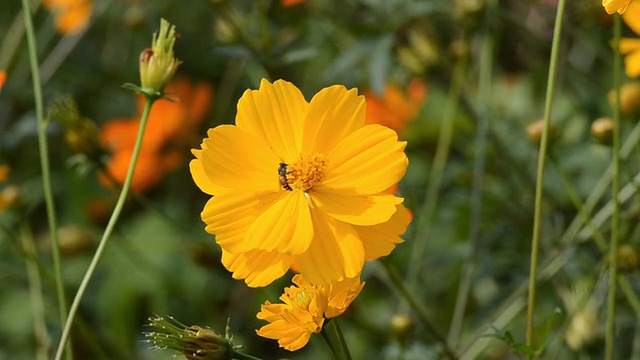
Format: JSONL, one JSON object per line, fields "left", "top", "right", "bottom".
{"left": 256, "top": 274, "right": 364, "bottom": 351}
{"left": 102, "top": 77, "right": 213, "bottom": 192}
{"left": 603, "top": 0, "right": 634, "bottom": 14}
{"left": 44, "top": 0, "right": 94, "bottom": 35}
{"left": 364, "top": 79, "right": 426, "bottom": 134}
{"left": 621, "top": 2, "right": 640, "bottom": 77}
{"left": 191, "top": 79, "right": 410, "bottom": 287}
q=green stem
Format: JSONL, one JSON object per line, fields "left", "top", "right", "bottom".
{"left": 54, "top": 97, "right": 157, "bottom": 360}
{"left": 20, "top": 1, "right": 71, "bottom": 359}
{"left": 321, "top": 319, "right": 352, "bottom": 360}
{"left": 525, "top": 0, "right": 566, "bottom": 354}
{"left": 232, "top": 351, "right": 264, "bottom": 360}
{"left": 379, "top": 261, "right": 458, "bottom": 359}
{"left": 21, "top": 223, "right": 48, "bottom": 360}
{"left": 605, "top": 13, "right": 622, "bottom": 360}
{"left": 448, "top": 0, "right": 495, "bottom": 347}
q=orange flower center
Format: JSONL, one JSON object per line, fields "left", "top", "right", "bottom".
{"left": 287, "top": 153, "right": 327, "bottom": 192}
{"left": 293, "top": 289, "right": 314, "bottom": 309}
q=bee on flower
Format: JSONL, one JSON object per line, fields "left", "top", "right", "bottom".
{"left": 190, "top": 79, "right": 411, "bottom": 287}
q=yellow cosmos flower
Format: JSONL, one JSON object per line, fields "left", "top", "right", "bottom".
{"left": 621, "top": 2, "right": 640, "bottom": 77}
{"left": 256, "top": 274, "right": 364, "bottom": 351}
{"left": 603, "top": 0, "right": 634, "bottom": 14}
{"left": 190, "top": 79, "right": 410, "bottom": 287}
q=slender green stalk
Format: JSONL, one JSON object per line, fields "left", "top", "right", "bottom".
{"left": 233, "top": 352, "right": 264, "bottom": 360}
{"left": 605, "top": 14, "right": 622, "bottom": 360}
{"left": 525, "top": 0, "right": 566, "bottom": 354}
{"left": 21, "top": 223, "right": 48, "bottom": 360}
{"left": 20, "top": 1, "right": 71, "bottom": 359}
{"left": 406, "top": 39, "right": 468, "bottom": 291}
{"left": 448, "top": 0, "right": 495, "bottom": 346}
{"left": 321, "top": 319, "right": 352, "bottom": 360}
{"left": 54, "top": 97, "right": 157, "bottom": 360}
{"left": 379, "top": 261, "right": 458, "bottom": 359}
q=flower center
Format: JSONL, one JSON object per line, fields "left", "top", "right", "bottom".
{"left": 286, "top": 153, "right": 327, "bottom": 192}
{"left": 293, "top": 289, "right": 314, "bottom": 309}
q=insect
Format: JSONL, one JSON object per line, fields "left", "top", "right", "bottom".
{"left": 278, "top": 162, "right": 293, "bottom": 191}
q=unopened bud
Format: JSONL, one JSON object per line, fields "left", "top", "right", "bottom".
{"left": 389, "top": 313, "right": 414, "bottom": 344}
{"left": 139, "top": 19, "right": 181, "bottom": 95}
{"left": 608, "top": 82, "right": 640, "bottom": 116}
{"left": 526, "top": 119, "right": 555, "bottom": 145}
{"left": 146, "top": 315, "right": 235, "bottom": 360}
{"left": 591, "top": 117, "right": 614, "bottom": 145}
{"left": 617, "top": 244, "right": 639, "bottom": 273}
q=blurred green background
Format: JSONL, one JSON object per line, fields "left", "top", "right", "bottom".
{"left": 2, "top": 0, "right": 639, "bottom": 359}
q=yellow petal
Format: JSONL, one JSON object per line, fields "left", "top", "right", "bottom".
{"left": 623, "top": 1, "right": 640, "bottom": 33}
{"left": 322, "top": 124, "right": 408, "bottom": 194}
{"left": 354, "top": 204, "right": 410, "bottom": 259}
{"left": 222, "top": 249, "right": 293, "bottom": 287}
{"left": 620, "top": 38, "right": 640, "bottom": 55}
{"left": 624, "top": 48, "right": 640, "bottom": 77}
{"left": 296, "top": 211, "right": 364, "bottom": 284}
{"left": 199, "top": 125, "right": 280, "bottom": 191}
{"left": 245, "top": 191, "right": 313, "bottom": 255}
{"left": 604, "top": 0, "right": 632, "bottom": 14}
{"left": 303, "top": 85, "right": 365, "bottom": 155}
{"left": 235, "top": 79, "right": 307, "bottom": 161}
{"left": 190, "top": 149, "right": 226, "bottom": 195}
{"left": 312, "top": 189, "right": 403, "bottom": 226}
{"left": 201, "top": 191, "right": 281, "bottom": 253}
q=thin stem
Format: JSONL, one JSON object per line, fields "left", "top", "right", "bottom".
{"left": 54, "top": 97, "right": 157, "bottom": 360}
{"left": 20, "top": 1, "right": 71, "bottom": 359}
{"left": 21, "top": 223, "right": 49, "bottom": 360}
{"left": 378, "top": 261, "right": 458, "bottom": 360}
{"left": 232, "top": 351, "right": 264, "bottom": 360}
{"left": 448, "top": 0, "right": 495, "bottom": 347}
{"left": 605, "top": 13, "right": 622, "bottom": 360}
{"left": 525, "top": 0, "right": 566, "bottom": 354}
{"left": 321, "top": 319, "right": 352, "bottom": 360}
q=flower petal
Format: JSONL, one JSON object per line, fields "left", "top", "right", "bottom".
{"left": 190, "top": 149, "right": 226, "bottom": 195}
{"left": 235, "top": 79, "right": 307, "bottom": 161}
{"left": 296, "top": 211, "right": 364, "bottom": 284}
{"left": 623, "top": 48, "right": 640, "bottom": 78}
{"left": 623, "top": 1, "right": 640, "bottom": 33}
{"left": 322, "top": 124, "right": 408, "bottom": 194}
{"left": 221, "top": 249, "right": 293, "bottom": 287}
{"left": 201, "top": 191, "right": 280, "bottom": 253}
{"left": 245, "top": 191, "right": 313, "bottom": 255}
{"left": 199, "top": 125, "right": 280, "bottom": 191}
{"left": 303, "top": 85, "right": 365, "bottom": 155}
{"left": 312, "top": 189, "right": 403, "bottom": 226}
{"left": 354, "top": 204, "right": 410, "bottom": 259}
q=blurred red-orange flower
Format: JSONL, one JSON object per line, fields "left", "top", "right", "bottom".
{"left": 364, "top": 79, "right": 427, "bottom": 134}
{"left": 281, "top": 0, "right": 305, "bottom": 7}
{"left": 0, "top": 71, "right": 6, "bottom": 92}
{"left": 44, "top": 0, "right": 94, "bottom": 35}
{"left": 101, "top": 78, "right": 213, "bottom": 192}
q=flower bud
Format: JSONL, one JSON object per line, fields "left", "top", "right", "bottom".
{"left": 591, "top": 117, "right": 614, "bottom": 145}
{"left": 389, "top": 313, "right": 414, "bottom": 344}
{"left": 608, "top": 82, "right": 640, "bottom": 116}
{"left": 526, "top": 119, "right": 555, "bottom": 146}
{"left": 617, "top": 244, "right": 639, "bottom": 273}
{"left": 139, "top": 18, "right": 181, "bottom": 95}
{"left": 146, "top": 316, "right": 234, "bottom": 360}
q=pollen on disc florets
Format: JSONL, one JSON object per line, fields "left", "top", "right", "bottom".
{"left": 287, "top": 153, "right": 328, "bottom": 192}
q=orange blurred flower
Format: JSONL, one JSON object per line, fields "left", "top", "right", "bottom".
{"left": 0, "top": 71, "right": 6, "bottom": 92}
{"left": 364, "top": 79, "right": 427, "bottom": 134}
{"left": 101, "top": 78, "right": 213, "bottom": 192}
{"left": 44, "top": 0, "right": 94, "bottom": 35}
{"left": 256, "top": 274, "right": 364, "bottom": 351}
{"left": 281, "top": 0, "right": 305, "bottom": 7}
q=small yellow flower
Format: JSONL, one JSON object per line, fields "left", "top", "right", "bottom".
{"left": 191, "top": 79, "right": 410, "bottom": 287}
{"left": 139, "top": 18, "right": 181, "bottom": 95}
{"left": 256, "top": 274, "right": 364, "bottom": 351}
{"left": 603, "top": 0, "right": 634, "bottom": 14}
{"left": 621, "top": 2, "right": 640, "bottom": 77}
